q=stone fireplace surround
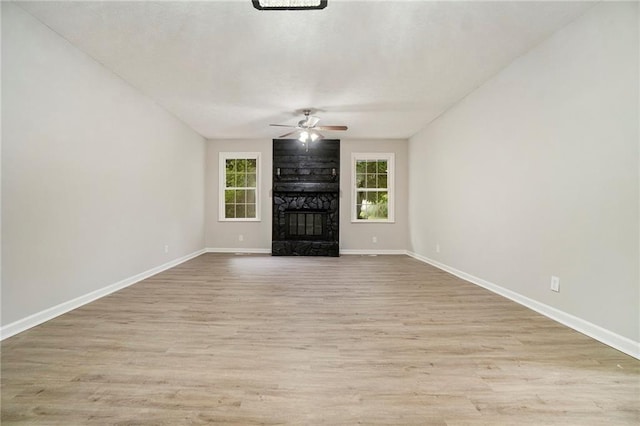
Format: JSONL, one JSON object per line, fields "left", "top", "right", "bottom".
{"left": 272, "top": 139, "right": 340, "bottom": 256}
{"left": 272, "top": 192, "right": 339, "bottom": 256}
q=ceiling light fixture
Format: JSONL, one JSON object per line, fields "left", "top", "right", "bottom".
{"left": 252, "top": 0, "right": 327, "bottom": 11}
{"left": 298, "top": 130, "right": 322, "bottom": 152}
{"left": 299, "top": 130, "right": 321, "bottom": 142}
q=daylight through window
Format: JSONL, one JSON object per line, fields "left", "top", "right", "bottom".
{"left": 220, "top": 153, "right": 260, "bottom": 221}
{"left": 352, "top": 153, "right": 394, "bottom": 222}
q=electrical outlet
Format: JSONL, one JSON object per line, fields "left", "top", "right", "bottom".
{"left": 239, "top": 234, "right": 244, "bottom": 242}
{"left": 372, "top": 236, "right": 377, "bottom": 244}
{"left": 164, "top": 245, "right": 169, "bottom": 253}
{"left": 436, "top": 243, "right": 440, "bottom": 253}
{"left": 550, "top": 276, "right": 560, "bottom": 292}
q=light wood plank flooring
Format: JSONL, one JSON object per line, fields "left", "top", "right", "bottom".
{"left": 2, "top": 254, "right": 639, "bottom": 425}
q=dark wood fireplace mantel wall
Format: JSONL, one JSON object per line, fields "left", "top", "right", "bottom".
{"left": 272, "top": 139, "right": 340, "bottom": 256}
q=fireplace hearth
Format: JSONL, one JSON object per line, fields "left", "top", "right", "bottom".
{"left": 272, "top": 139, "right": 339, "bottom": 256}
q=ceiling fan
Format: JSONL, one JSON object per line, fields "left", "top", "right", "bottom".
{"left": 270, "top": 109, "right": 348, "bottom": 143}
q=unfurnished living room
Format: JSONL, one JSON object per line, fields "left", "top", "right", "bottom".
{"left": 1, "top": 0, "right": 639, "bottom": 424}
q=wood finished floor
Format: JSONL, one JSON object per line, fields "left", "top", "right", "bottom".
{"left": 2, "top": 254, "right": 638, "bottom": 425}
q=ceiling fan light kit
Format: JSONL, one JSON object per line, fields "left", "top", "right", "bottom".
{"left": 299, "top": 129, "right": 321, "bottom": 145}
{"left": 269, "top": 109, "right": 347, "bottom": 150}
{"left": 252, "top": 0, "right": 327, "bottom": 11}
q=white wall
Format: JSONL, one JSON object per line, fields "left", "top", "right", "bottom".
{"left": 408, "top": 2, "right": 639, "bottom": 346}
{"left": 205, "top": 139, "right": 273, "bottom": 250}
{"left": 205, "top": 138, "right": 408, "bottom": 252}
{"left": 1, "top": 3, "right": 206, "bottom": 327}
{"left": 340, "top": 139, "right": 408, "bottom": 252}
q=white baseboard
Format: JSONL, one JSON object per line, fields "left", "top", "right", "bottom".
{"left": 205, "top": 247, "right": 271, "bottom": 254}
{"left": 406, "top": 251, "right": 639, "bottom": 360}
{"left": 205, "top": 247, "right": 407, "bottom": 256}
{"left": 0, "top": 249, "right": 206, "bottom": 341}
{"left": 5, "top": 247, "right": 636, "bottom": 359}
{"left": 340, "top": 249, "right": 407, "bottom": 255}
{"left": 204, "top": 248, "right": 406, "bottom": 256}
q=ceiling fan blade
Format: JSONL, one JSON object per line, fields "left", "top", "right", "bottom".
{"left": 270, "top": 124, "right": 298, "bottom": 128}
{"left": 306, "top": 116, "right": 320, "bottom": 127}
{"left": 279, "top": 130, "right": 299, "bottom": 138}
{"left": 314, "top": 125, "right": 348, "bottom": 131}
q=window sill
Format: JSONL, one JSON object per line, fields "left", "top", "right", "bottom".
{"left": 351, "top": 219, "right": 395, "bottom": 224}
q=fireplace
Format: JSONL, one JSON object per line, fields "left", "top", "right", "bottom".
{"left": 272, "top": 192, "right": 339, "bottom": 256}
{"left": 272, "top": 139, "right": 339, "bottom": 256}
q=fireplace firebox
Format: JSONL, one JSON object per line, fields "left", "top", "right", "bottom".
{"left": 285, "top": 210, "right": 327, "bottom": 239}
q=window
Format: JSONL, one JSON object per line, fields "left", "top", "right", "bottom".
{"left": 219, "top": 152, "right": 261, "bottom": 221}
{"left": 352, "top": 153, "right": 394, "bottom": 222}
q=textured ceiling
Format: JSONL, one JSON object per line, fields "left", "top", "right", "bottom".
{"left": 17, "top": 0, "right": 594, "bottom": 140}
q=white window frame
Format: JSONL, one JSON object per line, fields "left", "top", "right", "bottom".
{"left": 351, "top": 152, "right": 395, "bottom": 223}
{"left": 219, "top": 152, "right": 261, "bottom": 222}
